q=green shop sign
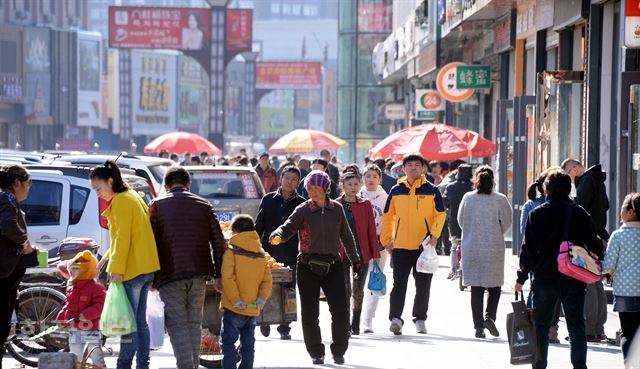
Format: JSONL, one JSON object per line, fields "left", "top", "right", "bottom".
{"left": 456, "top": 65, "right": 491, "bottom": 89}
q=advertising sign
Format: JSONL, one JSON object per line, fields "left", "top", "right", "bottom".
{"left": 77, "top": 33, "right": 102, "bottom": 127}
{"left": 178, "top": 56, "right": 208, "bottom": 132}
{"left": 436, "top": 62, "right": 474, "bottom": 103}
{"left": 384, "top": 104, "right": 406, "bottom": 120}
{"left": 256, "top": 62, "right": 321, "bottom": 90}
{"left": 131, "top": 50, "right": 178, "bottom": 135}
{"left": 109, "top": 6, "right": 210, "bottom": 50}
{"left": 24, "top": 27, "right": 52, "bottom": 125}
{"left": 626, "top": 0, "right": 640, "bottom": 48}
{"left": 416, "top": 89, "right": 444, "bottom": 120}
{"left": 226, "top": 9, "right": 252, "bottom": 53}
{"left": 456, "top": 65, "right": 491, "bottom": 89}
{"left": 260, "top": 90, "right": 294, "bottom": 136}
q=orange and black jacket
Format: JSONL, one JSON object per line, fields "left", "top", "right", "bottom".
{"left": 380, "top": 175, "right": 447, "bottom": 251}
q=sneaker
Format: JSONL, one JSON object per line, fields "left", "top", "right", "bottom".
{"left": 484, "top": 318, "right": 499, "bottom": 337}
{"left": 549, "top": 337, "right": 561, "bottom": 344}
{"left": 333, "top": 355, "right": 345, "bottom": 364}
{"left": 415, "top": 320, "right": 427, "bottom": 334}
{"left": 389, "top": 318, "right": 403, "bottom": 335}
{"left": 311, "top": 356, "right": 324, "bottom": 365}
{"left": 475, "top": 328, "right": 486, "bottom": 339}
{"left": 447, "top": 270, "right": 456, "bottom": 280}
{"left": 597, "top": 334, "right": 608, "bottom": 341}
{"left": 363, "top": 319, "right": 373, "bottom": 334}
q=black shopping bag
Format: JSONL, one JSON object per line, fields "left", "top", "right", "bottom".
{"left": 506, "top": 292, "right": 538, "bottom": 365}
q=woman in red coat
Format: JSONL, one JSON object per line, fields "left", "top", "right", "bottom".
{"left": 339, "top": 166, "right": 380, "bottom": 335}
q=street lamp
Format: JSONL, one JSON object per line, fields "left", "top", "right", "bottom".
{"left": 15, "top": 142, "right": 21, "bottom": 151}
{"left": 131, "top": 142, "right": 137, "bottom": 153}
{"left": 93, "top": 143, "right": 100, "bottom": 153}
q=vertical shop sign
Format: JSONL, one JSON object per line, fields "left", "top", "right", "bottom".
{"left": 24, "top": 28, "right": 53, "bottom": 125}
{"left": 77, "top": 33, "right": 102, "bottom": 127}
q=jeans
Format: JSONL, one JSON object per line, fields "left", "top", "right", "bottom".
{"left": 619, "top": 312, "right": 640, "bottom": 360}
{"left": 297, "top": 260, "right": 349, "bottom": 358}
{"left": 363, "top": 251, "right": 388, "bottom": 321}
{"left": 220, "top": 309, "right": 256, "bottom": 369}
{"left": 470, "top": 286, "right": 501, "bottom": 329}
{"left": 158, "top": 277, "right": 207, "bottom": 369}
{"left": 117, "top": 273, "right": 154, "bottom": 369}
{"left": 0, "top": 267, "right": 25, "bottom": 369}
{"left": 69, "top": 329, "right": 105, "bottom": 368}
{"left": 584, "top": 281, "right": 607, "bottom": 336}
{"left": 389, "top": 248, "right": 433, "bottom": 323}
{"left": 532, "top": 278, "right": 587, "bottom": 369}
{"left": 449, "top": 238, "right": 460, "bottom": 272}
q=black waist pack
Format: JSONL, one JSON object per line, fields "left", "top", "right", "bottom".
{"left": 300, "top": 254, "right": 336, "bottom": 277}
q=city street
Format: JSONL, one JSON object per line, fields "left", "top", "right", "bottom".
{"left": 3, "top": 252, "right": 624, "bottom": 369}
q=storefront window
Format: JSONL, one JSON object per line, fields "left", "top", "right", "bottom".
{"left": 338, "top": 35, "right": 357, "bottom": 86}
{"left": 337, "top": 87, "right": 355, "bottom": 138}
{"left": 452, "top": 92, "right": 481, "bottom": 133}
{"left": 356, "top": 86, "right": 392, "bottom": 136}
{"left": 357, "top": 34, "right": 385, "bottom": 85}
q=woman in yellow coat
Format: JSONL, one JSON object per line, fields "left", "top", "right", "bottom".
{"left": 91, "top": 160, "right": 160, "bottom": 369}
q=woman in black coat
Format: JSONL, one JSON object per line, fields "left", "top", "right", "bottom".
{"left": 0, "top": 164, "right": 36, "bottom": 368}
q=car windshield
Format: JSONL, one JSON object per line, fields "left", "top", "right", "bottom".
{"left": 149, "top": 163, "right": 171, "bottom": 184}
{"left": 190, "top": 172, "right": 261, "bottom": 199}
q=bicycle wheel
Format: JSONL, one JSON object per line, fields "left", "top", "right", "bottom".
{"left": 199, "top": 329, "right": 241, "bottom": 368}
{"left": 7, "top": 286, "right": 67, "bottom": 367}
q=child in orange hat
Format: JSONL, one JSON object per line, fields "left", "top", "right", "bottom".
{"left": 56, "top": 250, "right": 106, "bottom": 368}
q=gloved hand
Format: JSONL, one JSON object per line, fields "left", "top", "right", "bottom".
{"left": 234, "top": 300, "right": 247, "bottom": 310}
{"left": 255, "top": 297, "right": 266, "bottom": 310}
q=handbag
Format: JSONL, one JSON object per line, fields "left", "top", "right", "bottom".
{"left": 506, "top": 292, "right": 538, "bottom": 365}
{"left": 557, "top": 205, "right": 603, "bottom": 284}
{"left": 367, "top": 260, "right": 386, "bottom": 294}
{"left": 416, "top": 244, "right": 439, "bottom": 274}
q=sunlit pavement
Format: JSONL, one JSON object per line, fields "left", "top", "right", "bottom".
{"left": 3, "top": 252, "right": 624, "bottom": 369}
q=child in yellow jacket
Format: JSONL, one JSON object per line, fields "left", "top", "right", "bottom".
{"left": 220, "top": 214, "right": 272, "bottom": 369}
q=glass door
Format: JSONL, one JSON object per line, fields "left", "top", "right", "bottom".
{"left": 620, "top": 72, "right": 640, "bottom": 209}
{"left": 536, "top": 71, "right": 585, "bottom": 174}
{"left": 496, "top": 99, "right": 513, "bottom": 247}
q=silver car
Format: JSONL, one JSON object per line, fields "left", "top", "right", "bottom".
{"left": 184, "top": 165, "right": 266, "bottom": 221}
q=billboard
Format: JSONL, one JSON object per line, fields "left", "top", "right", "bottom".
{"left": 131, "top": 50, "right": 178, "bottom": 136}
{"left": 260, "top": 90, "right": 294, "bottom": 136}
{"left": 256, "top": 62, "right": 322, "bottom": 90}
{"left": 77, "top": 33, "right": 102, "bottom": 127}
{"left": 109, "top": 7, "right": 210, "bottom": 50}
{"left": 178, "top": 56, "right": 208, "bottom": 132}
{"left": 24, "top": 27, "right": 52, "bottom": 125}
{"left": 226, "top": 9, "right": 252, "bottom": 53}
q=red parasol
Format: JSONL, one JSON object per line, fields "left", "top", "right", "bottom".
{"left": 144, "top": 131, "right": 222, "bottom": 155}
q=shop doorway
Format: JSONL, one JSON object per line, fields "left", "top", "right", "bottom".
{"left": 535, "top": 71, "right": 585, "bottom": 176}
{"left": 620, "top": 72, "right": 640, "bottom": 200}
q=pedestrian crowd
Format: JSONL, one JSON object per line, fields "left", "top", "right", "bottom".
{"left": 0, "top": 149, "right": 638, "bottom": 369}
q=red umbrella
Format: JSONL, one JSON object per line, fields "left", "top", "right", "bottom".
{"left": 369, "top": 122, "right": 496, "bottom": 160}
{"left": 144, "top": 131, "right": 222, "bottom": 155}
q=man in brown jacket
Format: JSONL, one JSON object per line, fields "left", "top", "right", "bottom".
{"left": 149, "top": 166, "right": 226, "bottom": 369}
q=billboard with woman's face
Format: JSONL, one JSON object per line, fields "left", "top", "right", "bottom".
{"left": 109, "top": 7, "right": 210, "bottom": 51}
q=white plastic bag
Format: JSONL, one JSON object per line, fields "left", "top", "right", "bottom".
{"left": 416, "top": 245, "right": 439, "bottom": 273}
{"left": 146, "top": 290, "right": 165, "bottom": 350}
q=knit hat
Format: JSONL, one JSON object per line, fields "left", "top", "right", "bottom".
{"left": 68, "top": 250, "right": 98, "bottom": 284}
{"left": 304, "top": 170, "right": 331, "bottom": 192}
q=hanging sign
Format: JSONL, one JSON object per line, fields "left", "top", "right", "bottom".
{"left": 415, "top": 89, "right": 444, "bottom": 120}
{"left": 436, "top": 62, "right": 474, "bottom": 102}
{"left": 625, "top": 0, "right": 640, "bottom": 48}
{"left": 456, "top": 65, "right": 491, "bottom": 89}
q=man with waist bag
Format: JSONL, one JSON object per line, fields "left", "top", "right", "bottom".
{"left": 270, "top": 170, "right": 360, "bottom": 366}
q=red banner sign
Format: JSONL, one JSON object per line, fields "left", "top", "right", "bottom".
{"left": 226, "top": 9, "right": 252, "bottom": 53}
{"left": 256, "top": 62, "right": 322, "bottom": 90}
{"left": 109, "top": 6, "right": 210, "bottom": 50}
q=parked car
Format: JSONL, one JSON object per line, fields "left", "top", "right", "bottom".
{"left": 184, "top": 165, "right": 265, "bottom": 221}
{"left": 22, "top": 165, "right": 154, "bottom": 257}
{"left": 58, "top": 154, "right": 173, "bottom": 196}
{"left": 0, "top": 150, "right": 70, "bottom": 165}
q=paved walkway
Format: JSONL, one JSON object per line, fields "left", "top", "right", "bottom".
{"left": 3, "top": 251, "right": 626, "bottom": 368}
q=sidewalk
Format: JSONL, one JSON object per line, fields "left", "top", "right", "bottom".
{"left": 3, "top": 251, "right": 624, "bottom": 369}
